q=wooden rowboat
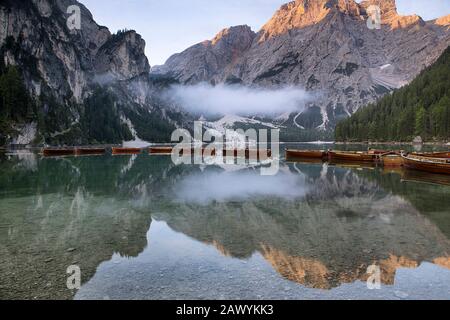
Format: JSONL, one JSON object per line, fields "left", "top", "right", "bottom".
{"left": 112, "top": 147, "right": 141, "bottom": 155}
{"left": 149, "top": 147, "right": 174, "bottom": 155}
{"left": 381, "top": 154, "right": 404, "bottom": 167}
{"left": 368, "top": 149, "right": 390, "bottom": 155}
{"left": 411, "top": 151, "right": 450, "bottom": 159}
{"left": 402, "top": 154, "right": 450, "bottom": 175}
{"left": 75, "top": 148, "right": 106, "bottom": 156}
{"left": 286, "top": 149, "right": 327, "bottom": 159}
{"left": 42, "top": 148, "right": 75, "bottom": 157}
{"left": 328, "top": 151, "right": 379, "bottom": 162}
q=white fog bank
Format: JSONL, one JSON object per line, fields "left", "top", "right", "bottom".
{"left": 165, "top": 83, "right": 311, "bottom": 116}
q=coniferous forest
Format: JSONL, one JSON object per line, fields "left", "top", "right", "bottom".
{"left": 335, "top": 46, "right": 450, "bottom": 142}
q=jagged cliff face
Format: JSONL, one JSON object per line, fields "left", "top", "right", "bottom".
{"left": 0, "top": 0, "right": 182, "bottom": 145}
{"left": 95, "top": 31, "right": 150, "bottom": 82}
{"left": 153, "top": 25, "right": 256, "bottom": 85}
{"left": 1, "top": 0, "right": 121, "bottom": 102}
{"left": 155, "top": 0, "right": 450, "bottom": 130}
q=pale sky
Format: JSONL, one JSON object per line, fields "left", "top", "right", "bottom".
{"left": 80, "top": 0, "right": 450, "bottom": 65}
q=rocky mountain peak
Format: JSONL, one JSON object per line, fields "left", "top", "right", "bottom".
{"left": 153, "top": 25, "right": 256, "bottom": 84}
{"left": 258, "top": 0, "right": 415, "bottom": 41}
{"left": 360, "top": 0, "right": 397, "bottom": 15}
{"left": 211, "top": 25, "right": 256, "bottom": 46}
{"left": 95, "top": 30, "right": 151, "bottom": 81}
{"left": 258, "top": 0, "right": 334, "bottom": 41}
{"left": 360, "top": 0, "right": 426, "bottom": 28}
{"left": 435, "top": 14, "right": 450, "bottom": 27}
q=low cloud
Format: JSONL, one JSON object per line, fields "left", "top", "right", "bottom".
{"left": 165, "top": 83, "right": 311, "bottom": 116}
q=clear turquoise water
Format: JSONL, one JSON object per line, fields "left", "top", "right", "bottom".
{"left": 0, "top": 146, "right": 449, "bottom": 300}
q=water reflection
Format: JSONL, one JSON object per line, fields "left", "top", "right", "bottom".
{"left": 0, "top": 153, "right": 449, "bottom": 299}
{"left": 172, "top": 168, "right": 308, "bottom": 204}
{"left": 154, "top": 164, "right": 450, "bottom": 291}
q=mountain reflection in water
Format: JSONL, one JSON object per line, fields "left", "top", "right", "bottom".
{"left": 0, "top": 152, "right": 449, "bottom": 299}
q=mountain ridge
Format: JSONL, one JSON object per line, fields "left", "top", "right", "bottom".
{"left": 154, "top": 0, "right": 450, "bottom": 131}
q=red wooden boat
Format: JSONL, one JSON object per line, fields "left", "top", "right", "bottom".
{"left": 75, "top": 148, "right": 106, "bottom": 156}
{"left": 42, "top": 148, "right": 75, "bottom": 157}
{"left": 328, "top": 151, "right": 379, "bottom": 162}
{"left": 149, "top": 147, "right": 174, "bottom": 155}
{"left": 368, "top": 149, "right": 391, "bottom": 155}
{"left": 402, "top": 154, "right": 450, "bottom": 175}
{"left": 112, "top": 147, "right": 142, "bottom": 155}
{"left": 381, "top": 154, "right": 404, "bottom": 167}
{"left": 411, "top": 151, "right": 450, "bottom": 159}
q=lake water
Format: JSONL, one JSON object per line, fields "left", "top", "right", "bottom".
{"left": 0, "top": 145, "right": 450, "bottom": 300}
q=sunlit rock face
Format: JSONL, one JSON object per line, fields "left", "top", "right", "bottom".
{"left": 154, "top": 25, "right": 256, "bottom": 85}
{"left": 155, "top": 0, "right": 450, "bottom": 129}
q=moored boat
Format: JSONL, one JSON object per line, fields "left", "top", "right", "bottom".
{"left": 112, "top": 147, "right": 142, "bottom": 155}
{"left": 149, "top": 147, "right": 174, "bottom": 155}
{"left": 368, "top": 149, "right": 390, "bottom": 155}
{"left": 402, "top": 154, "right": 450, "bottom": 175}
{"left": 328, "top": 151, "right": 379, "bottom": 162}
{"left": 42, "top": 148, "right": 75, "bottom": 157}
{"left": 411, "top": 151, "right": 450, "bottom": 159}
{"left": 75, "top": 148, "right": 106, "bottom": 156}
{"left": 286, "top": 149, "right": 327, "bottom": 159}
{"left": 381, "top": 154, "right": 404, "bottom": 167}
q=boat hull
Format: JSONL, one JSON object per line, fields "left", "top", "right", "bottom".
{"left": 402, "top": 155, "right": 450, "bottom": 175}
{"left": 112, "top": 147, "right": 142, "bottom": 155}
{"left": 411, "top": 152, "right": 450, "bottom": 159}
{"left": 42, "top": 149, "right": 75, "bottom": 157}
{"left": 382, "top": 154, "right": 404, "bottom": 167}
{"left": 368, "top": 149, "right": 390, "bottom": 155}
{"left": 149, "top": 147, "right": 174, "bottom": 155}
{"left": 75, "top": 148, "right": 106, "bottom": 156}
{"left": 328, "top": 151, "right": 378, "bottom": 162}
{"left": 286, "top": 149, "right": 326, "bottom": 159}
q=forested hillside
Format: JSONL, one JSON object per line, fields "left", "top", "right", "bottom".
{"left": 0, "top": 64, "right": 36, "bottom": 145}
{"left": 335, "top": 46, "right": 450, "bottom": 142}
{"left": 0, "top": 63, "right": 133, "bottom": 145}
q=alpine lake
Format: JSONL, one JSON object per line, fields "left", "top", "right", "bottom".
{"left": 0, "top": 143, "right": 449, "bottom": 300}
